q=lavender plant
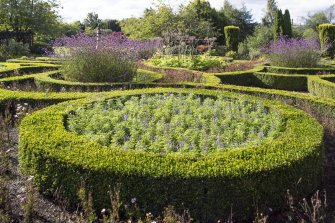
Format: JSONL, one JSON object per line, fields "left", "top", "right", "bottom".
{"left": 51, "top": 33, "right": 162, "bottom": 83}
{"left": 264, "top": 38, "right": 322, "bottom": 68}
{"left": 67, "top": 94, "right": 283, "bottom": 154}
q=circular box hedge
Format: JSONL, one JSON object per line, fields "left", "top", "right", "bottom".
{"left": 19, "top": 88, "right": 324, "bottom": 221}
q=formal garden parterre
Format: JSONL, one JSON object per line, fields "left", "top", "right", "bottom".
{"left": 1, "top": 2, "right": 335, "bottom": 222}
{"left": 0, "top": 45, "right": 333, "bottom": 222}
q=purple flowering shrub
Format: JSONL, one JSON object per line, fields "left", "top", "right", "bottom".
{"left": 62, "top": 48, "right": 138, "bottom": 82}
{"left": 52, "top": 32, "right": 162, "bottom": 83}
{"left": 264, "top": 38, "right": 321, "bottom": 68}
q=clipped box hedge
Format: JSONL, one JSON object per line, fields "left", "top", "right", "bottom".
{"left": 19, "top": 88, "right": 324, "bottom": 221}
{"left": 216, "top": 71, "right": 308, "bottom": 91}
{"left": 308, "top": 75, "right": 335, "bottom": 99}
{"left": 0, "top": 62, "right": 59, "bottom": 79}
{"left": 33, "top": 69, "right": 163, "bottom": 92}
{"left": 263, "top": 66, "right": 335, "bottom": 75}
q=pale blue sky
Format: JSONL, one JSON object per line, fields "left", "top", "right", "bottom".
{"left": 59, "top": 0, "right": 333, "bottom": 24}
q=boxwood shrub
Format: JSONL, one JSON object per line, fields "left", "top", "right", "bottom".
{"left": 33, "top": 69, "right": 163, "bottom": 92}
{"left": 216, "top": 71, "right": 308, "bottom": 91}
{"left": 19, "top": 88, "right": 324, "bottom": 221}
{"left": 308, "top": 75, "right": 335, "bottom": 99}
{"left": 0, "top": 63, "right": 59, "bottom": 78}
{"left": 263, "top": 66, "right": 335, "bottom": 75}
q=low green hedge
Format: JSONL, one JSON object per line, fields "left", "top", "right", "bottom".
{"left": 308, "top": 75, "right": 335, "bottom": 99}
{"left": 0, "top": 69, "right": 164, "bottom": 92}
{"left": 0, "top": 62, "right": 59, "bottom": 79}
{"left": 19, "top": 88, "right": 324, "bottom": 221}
{"left": 6, "top": 58, "right": 62, "bottom": 65}
{"left": 33, "top": 70, "right": 163, "bottom": 92}
{"left": 264, "top": 66, "right": 335, "bottom": 75}
{"left": 216, "top": 71, "right": 308, "bottom": 91}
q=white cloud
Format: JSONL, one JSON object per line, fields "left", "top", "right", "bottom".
{"left": 59, "top": 0, "right": 334, "bottom": 24}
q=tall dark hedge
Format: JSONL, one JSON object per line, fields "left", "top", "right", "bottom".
{"left": 273, "top": 9, "right": 292, "bottom": 40}
{"left": 283, "top": 9, "right": 292, "bottom": 38}
{"left": 224, "top": 26, "right": 240, "bottom": 52}
{"left": 273, "top": 9, "right": 283, "bottom": 40}
{"left": 318, "top": 24, "right": 335, "bottom": 57}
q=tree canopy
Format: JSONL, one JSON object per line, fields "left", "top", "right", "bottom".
{"left": 262, "top": 0, "right": 278, "bottom": 26}
{"left": 0, "top": 0, "right": 60, "bottom": 37}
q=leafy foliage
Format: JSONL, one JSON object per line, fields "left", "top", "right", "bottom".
{"left": 308, "top": 75, "right": 335, "bottom": 99}
{"left": 224, "top": 26, "right": 240, "bottom": 52}
{"left": 222, "top": 1, "right": 256, "bottom": 41}
{"left": 119, "top": 0, "right": 255, "bottom": 44}
{"left": 0, "top": 40, "right": 30, "bottom": 61}
{"left": 273, "top": 9, "right": 284, "bottom": 40}
{"left": 120, "top": 4, "right": 176, "bottom": 40}
{"left": 303, "top": 12, "right": 330, "bottom": 32}
{"left": 0, "top": 0, "right": 60, "bottom": 38}
{"left": 245, "top": 25, "right": 273, "bottom": 58}
{"left": 262, "top": 0, "right": 278, "bottom": 26}
{"left": 84, "top": 12, "right": 100, "bottom": 30}
{"left": 68, "top": 94, "right": 283, "bottom": 154}
{"left": 283, "top": 10, "right": 293, "bottom": 38}
{"left": 318, "top": 24, "right": 335, "bottom": 57}
{"left": 149, "top": 55, "right": 226, "bottom": 71}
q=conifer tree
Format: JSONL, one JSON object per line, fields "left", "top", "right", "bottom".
{"left": 273, "top": 9, "right": 283, "bottom": 40}
{"left": 283, "top": 9, "right": 292, "bottom": 37}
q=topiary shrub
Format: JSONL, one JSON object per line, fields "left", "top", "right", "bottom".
{"left": 19, "top": 88, "right": 324, "bottom": 222}
{"left": 224, "top": 26, "right": 240, "bottom": 52}
{"left": 318, "top": 24, "right": 335, "bottom": 57}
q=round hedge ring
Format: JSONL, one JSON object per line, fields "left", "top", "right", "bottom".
{"left": 19, "top": 88, "right": 324, "bottom": 221}
{"left": 33, "top": 69, "right": 164, "bottom": 92}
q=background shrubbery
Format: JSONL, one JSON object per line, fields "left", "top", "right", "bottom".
{"left": 0, "top": 40, "right": 30, "bottom": 61}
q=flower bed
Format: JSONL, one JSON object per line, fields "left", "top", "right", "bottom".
{"left": 19, "top": 88, "right": 323, "bottom": 221}
{"left": 67, "top": 93, "right": 283, "bottom": 153}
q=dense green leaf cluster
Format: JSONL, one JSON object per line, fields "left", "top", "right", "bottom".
{"left": 273, "top": 9, "right": 292, "bottom": 40}
{"left": 217, "top": 65, "right": 335, "bottom": 91}
{"left": 224, "top": 26, "right": 240, "bottom": 52}
{"left": 67, "top": 94, "right": 283, "bottom": 153}
{"left": 318, "top": 24, "right": 335, "bottom": 57}
{"left": 308, "top": 75, "right": 335, "bottom": 99}
{"left": 148, "top": 55, "right": 227, "bottom": 71}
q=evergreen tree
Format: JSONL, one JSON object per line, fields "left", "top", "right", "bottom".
{"left": 262, "top": 0, "right": 278, "bottom": 26}
{"left": 273, "top": 9, "right": 283, "bottom": 40}
{"left": 222, "top": 1, "right": 256, "bottom": 42}
{"left": 283, "top": 9, "right": 292, "bottom": 37}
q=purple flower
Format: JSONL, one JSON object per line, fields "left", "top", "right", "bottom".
{"left": 50, "top": 32, "right": 163, "bottom": 60}
{"left": 263, "top": 37, "right": 321, "bottom": 68}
